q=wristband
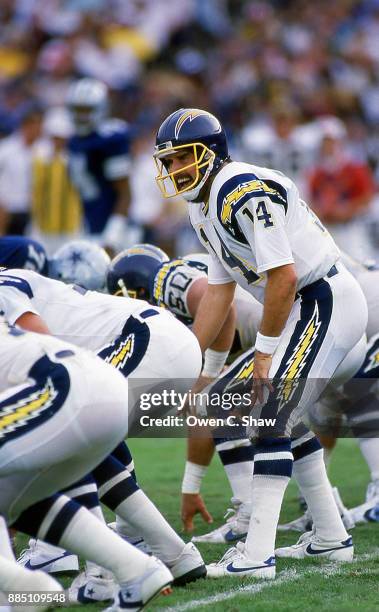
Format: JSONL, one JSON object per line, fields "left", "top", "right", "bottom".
{"left": 181, "top": 461, "right": 207, "bottom": 494}
{"left": 202, "top": 349, "right": 229, "bottom": 378}
{"left": 255, "top": 331, "right": 280, "bottom": 355}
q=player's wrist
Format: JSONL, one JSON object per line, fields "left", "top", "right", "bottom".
{"left": 255, "top": 331, "right": 280, "bottom": 355}
{"left": 202, "top": 348, "right": 229, "bottom": 378}
{"left": 181, "top": 461, "right": 207, "bottom": 494}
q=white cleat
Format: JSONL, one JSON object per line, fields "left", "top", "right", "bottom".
{"left": 278, "top": 488, "right": 355, "bottom": 532}
{"left": 192, "top": 498, "right": 250, "bottom": 544}
{"left": 17, "top": 539, "right": 79, "bottom": 574}
{"left": 206, "top": 541, "right": 275, "bottom": 579}
{"left": 349, "top": 479, "right": 379, "bottom": 524}
{"left": 107, "top": 522, "right": 152, "bottom": 555}
{"left": 278, "top": 509, "right": 313, "bottom": 532}
{"left": 350, "top": 500, "right": 379, "bottom": 524}
{"left": 166, "top": 542, "right": 206, "bottom": 585}
{"left": 275, "top": 530, "right": 354, "bottom": 562}
{"left": 366, "top": 479, "right": 379, "bottom": 503}
{"left": 105, "top": 557, "right": 173, "bottom": 612}
{"left": 69, "top": 568, "right": 116, "bottom": 603}
{"left": 5, "top": 568, "right": 64, "bottom": 612}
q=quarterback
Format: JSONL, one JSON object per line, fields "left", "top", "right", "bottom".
{"left": 153, "top": 108, "right": 368, "bottom": 577}
{"left": 107, "top": 245, "right": 379, "bottom": 540}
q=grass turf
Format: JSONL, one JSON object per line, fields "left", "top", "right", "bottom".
{"left": 14, "top": 438, "right": 379, "bottom": 611}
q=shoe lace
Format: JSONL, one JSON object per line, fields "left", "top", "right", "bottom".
{"left": 223, "top": 497, "right": 242, "bottom": 522}
{"left": 216, "top": 546, "right": 239, "bottom": 565}
{"left": 296, "top": 529, "right": 315, "bottom": 545}
{"left": 18, "top": 539, "right": 36, "bottom": 562}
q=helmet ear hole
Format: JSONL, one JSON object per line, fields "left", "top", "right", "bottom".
{"left": 137, "top": 287, "right": 147, "bottom": 299}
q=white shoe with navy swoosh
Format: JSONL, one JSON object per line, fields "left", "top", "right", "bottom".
{"left": 206, "top": 542, "right": 276, "bottom": 579}
{"left": 350, "top": 479, "right": 379, "bottom": 524}
{"left": 278, "top": 509, "right": 313, "bottom": 533}
{"left": 17, "top": 539, "right": 79, "bottom": 574}
{"left": 192, "top": 498, "right": 250, "bottom": 544}
{"left": 275, "top": 530, "right": 354, "bottom": 562}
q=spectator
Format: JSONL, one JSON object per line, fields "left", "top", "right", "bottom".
{"left": 0, "top": 105, "right": 43, "bottom": 235}
{"left": 239, "top": 103, "right": 320, "bottom": 191}
{"left": 307, "top": 119, "right": 376, "bottom": 261}
{"left": 0, "top": 1, "right": 378, "bottom": 257}
{"left": 30, "top": 107, "right": 82, "bottom": 255}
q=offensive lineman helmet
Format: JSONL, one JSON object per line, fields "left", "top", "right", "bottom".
{"left": 107, "top": 244, "right": 169, "bottom": 301}
{"left": 66, "top": 78, "right": 108, "bottom": 134}
{"left": 49, "top": 240, "right": 111, "bottom": 291}
{"left": 154, "top": 108, "right": 229, "bottom": 201}
{"left": 0, "top": 236, "right": 49, "bottom": 276}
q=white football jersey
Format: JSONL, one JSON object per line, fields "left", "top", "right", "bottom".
{"left": 188, "top": 161, "right": 340, "bottom": 303}
{"left": 153, "top": 258, "right": 208, "bottom": 323}
{"left": 0, "top": 317, "right": 86, "bottom": 393}
{"left": 0, "top": 269, "right": 163, "bottom": 350}
{"left": 152, "top": 254, "right": 263, "bottom": 351}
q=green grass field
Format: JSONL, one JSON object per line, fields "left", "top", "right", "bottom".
{"left": 15, "top": 438, "right": 379, "bottom": 611}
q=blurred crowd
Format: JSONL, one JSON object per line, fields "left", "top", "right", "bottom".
{"left": 0, "top": 0, "right": 379, "bottom": 261}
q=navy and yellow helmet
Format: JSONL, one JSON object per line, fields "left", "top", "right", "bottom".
{"left": 154, "top": 108, "right": 229, "bottom": 201}
{"left": 107, "top": 244, "right": 169, "bottom": 301}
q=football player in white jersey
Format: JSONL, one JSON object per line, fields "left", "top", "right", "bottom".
{"left": 153, "top": 108, "right": 368, "bottom": 577}
{"left": 0, "top": 318, "right": 173, "bottom": 609}
{"left": 0, "top": 268, "right": 205, "bottom": 598}
{"left": 108, "top": 247, "right": 378, "bottom": 542}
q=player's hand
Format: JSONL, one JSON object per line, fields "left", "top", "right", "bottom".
{"left": 179, "top": 375, "right": 215, "bottom": 417}
{"left": 181, "top": 493, "right": 213, "bottom": 532}
{"left": 251, "top": 351, "right": 273, "bottom": 406}
{"left": 192, "top": 374, "right": 215, "bottom": 394}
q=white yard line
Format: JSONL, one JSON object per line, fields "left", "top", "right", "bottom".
{"left": 163, "top": 549, "right": 379, "bottom": 612}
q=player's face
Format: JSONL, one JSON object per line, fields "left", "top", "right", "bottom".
{"left": 164, "top": 150, "right": 197, "bottom": 191}
{"left": 70, "top": 105, "right": 95, "bottom": 133}
{"left": 154, "top": 142, "right": 215, "bottom": 198}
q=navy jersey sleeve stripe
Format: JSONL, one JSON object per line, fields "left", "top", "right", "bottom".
{"left": 0, "top": 274, "right": 34, "bottom": 298}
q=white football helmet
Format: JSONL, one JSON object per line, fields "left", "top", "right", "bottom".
{"left": 49, "top": 240, "right": 111, "bottom": 291}
{"left": 66, "top": 78, "right": 108, "bottom": 135}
